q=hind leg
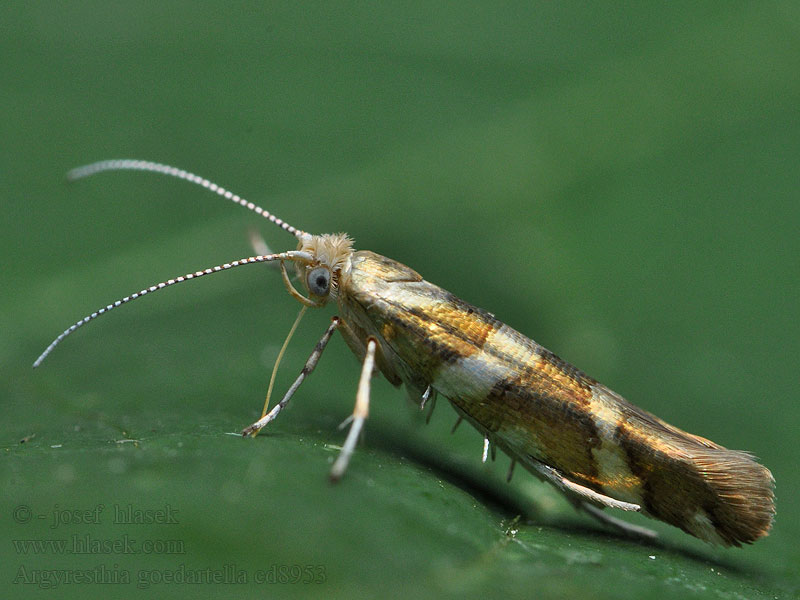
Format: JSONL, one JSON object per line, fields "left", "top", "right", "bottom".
{"left": 526, "top": 460, "right": 658, "bottom": 541}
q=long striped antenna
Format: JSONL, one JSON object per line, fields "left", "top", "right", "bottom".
{"left": 33, "top": 250, "right": 313, "bottom": 368}
{"left": 68, "top": 159, "right": 307, "bottom": 239}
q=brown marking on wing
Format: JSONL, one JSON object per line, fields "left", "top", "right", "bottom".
{"left": 615, "top": 407, "right": 775, "bottom": 546}
{"left": 380, "top": 304, "right": 492, "bottom": 376}
{"left": 457, "top": 373, "right": 602, "bottom": 487}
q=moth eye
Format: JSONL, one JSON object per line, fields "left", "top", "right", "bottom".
{"left": 307, "top": 266, "right": 331, "bottom": 297}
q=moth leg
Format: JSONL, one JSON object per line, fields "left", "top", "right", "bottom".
{"left": 506, "top": 459, "right": 517, "bottom": 483}
{"left": 528, "top": 461, "right": 658, "bottom": 541}
{"left": 329, "top": 337, "right": 377, "bottom": 481}
{"left": 424, "top": 392, "right": 437, "bottom": 425}
{"left": 579, "top": 502, "right": 658, "bottom": 541}
{"left": 419, "top": 385, "right": 438, "bottom": 424}
{"left": 451, "top": 416, "right": 463, "bottom": 433}
{"left": 419, "top": 385, "right": 433, "bottom": 410}
{"left": 530, "top": 462, "right": 641, "bottom": 512}
{"left": 241, "top": 317, "right": 340, "bottom": 436}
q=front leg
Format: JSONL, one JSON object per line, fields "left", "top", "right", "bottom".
{"left": 241, "top": 317, "right": 340, "bottom": 436}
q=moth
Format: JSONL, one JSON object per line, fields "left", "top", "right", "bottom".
{"left": 36, "top": 159, "right": 775, "bottom": 547}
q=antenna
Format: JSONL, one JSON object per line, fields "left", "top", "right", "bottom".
{"left": 33, "top": 250, "right": 313, "bottom": 368}
{"left": 68, "top": 159, "right": 307, "bottom": 239}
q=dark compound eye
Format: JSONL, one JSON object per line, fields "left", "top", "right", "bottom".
{"left": 307, "top": 266, "right": 331, "bottom": 296}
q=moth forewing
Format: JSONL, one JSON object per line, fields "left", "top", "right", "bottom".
{"left": 37, "top": 159, "right": 775, "bottom": 548}
{"left": 334, "top": 249, "right": 774, "bottom": 546}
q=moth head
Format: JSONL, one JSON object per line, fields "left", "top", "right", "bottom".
{"left": 293, "top": 233, "right": 354, "bottom": 304}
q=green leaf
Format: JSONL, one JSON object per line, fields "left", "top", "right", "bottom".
{"left": 2, "top": 2, "right": 798, "bottom": 598}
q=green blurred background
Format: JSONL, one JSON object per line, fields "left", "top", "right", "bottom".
{"left": 2, "top": 3, "right": 798, "bottom": 599}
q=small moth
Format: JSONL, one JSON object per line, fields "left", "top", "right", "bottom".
{"left": 36, "top": 159, "right": 775, "bottom": 547}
